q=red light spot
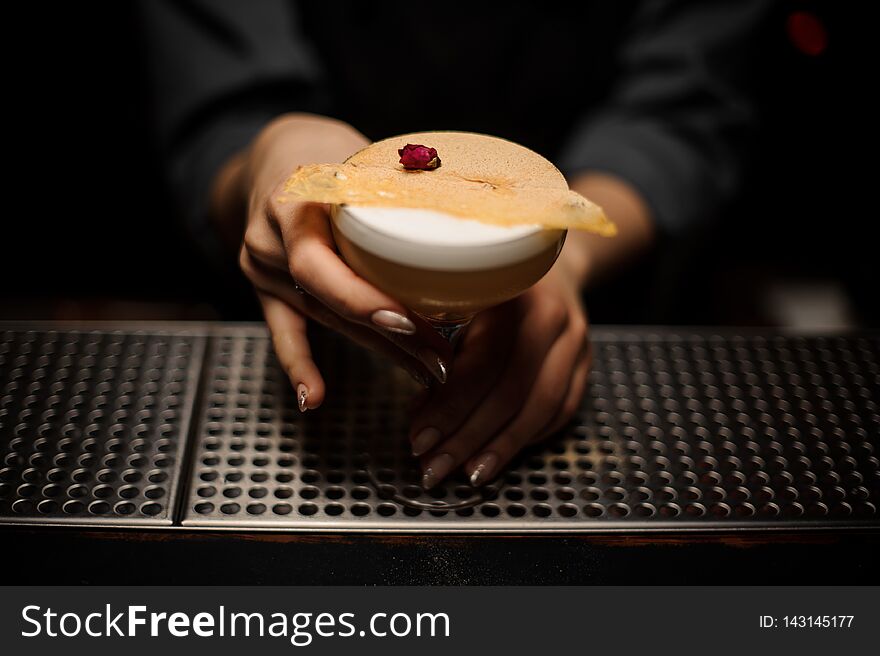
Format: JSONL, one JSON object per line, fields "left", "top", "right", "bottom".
{"left": 786, "top": 11, "right": 828, "bottom": 56}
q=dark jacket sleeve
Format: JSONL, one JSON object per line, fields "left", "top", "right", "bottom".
{"left": 138, "top": 0, "right": 324, "bottom": 264}
{"left": 557, "top": 0, "right": 767, "bottom": 236}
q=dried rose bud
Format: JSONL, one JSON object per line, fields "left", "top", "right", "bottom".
{"left": 398, "top": 144, "right": 441, "bottom": 170}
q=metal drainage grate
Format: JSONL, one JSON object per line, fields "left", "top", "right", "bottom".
{"left": 0, "top": 329, "right": 205, "bottom": 525}
{"left": 182, "top": 328, "right": 880, "bottom": 531}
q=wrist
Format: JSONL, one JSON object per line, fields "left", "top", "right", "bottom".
{"left": 557, "top": 234, "right": 593, "bottom": 291}
{"left": 564, "top": 171, "right": 656, "bottom": 287}
{"left": 246, "top": 113, "right": 369, "bottom": 205}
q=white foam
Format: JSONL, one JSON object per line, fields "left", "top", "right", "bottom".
{"left": 332, "top": 205, "right": 564, "bottom": 271}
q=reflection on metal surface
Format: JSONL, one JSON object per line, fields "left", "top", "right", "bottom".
{"left": 181, "top": 326, "right": 880, "bottom": 531}
{"left": 0, "top": 328, "right": 205, "bottom": 525}
{"left": 0, "top": 323, "right": 878, "bottom": 532}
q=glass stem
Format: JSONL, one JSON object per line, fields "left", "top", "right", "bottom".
{"left": 423, "top": 318, "right": 470, "bottom": 345}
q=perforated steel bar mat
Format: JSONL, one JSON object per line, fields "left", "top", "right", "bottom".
{"left": 1, "top": 324, "right": 877, "bottom": 532}
{"left": 0, "top": 327, "right": 206, "bottom": 525}
{"left": 182, "top": 327, "right": 880, "bottom": 532}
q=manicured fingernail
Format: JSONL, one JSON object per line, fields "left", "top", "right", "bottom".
{"left": 412, "top": 427, "right": 442, "bottom": 457}
{"left": 418, "top": 348, "right": 447, "bottom": 384}
{"left": 469, "top": 453, "right": 499, "bottom": 487}
{"left": 371, "top": 310, "right": 416, "bottom": 335}
{"left": 422, "top": 453, "right": 454, "bottom": 489}
{"left": 297, "top": 383, "right": 308, "bottom": 412}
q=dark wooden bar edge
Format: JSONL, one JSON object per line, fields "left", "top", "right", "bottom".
{"left": 5, "top": 526, "right": 878, "bottom": 585}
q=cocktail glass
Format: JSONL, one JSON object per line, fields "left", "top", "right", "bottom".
{"left": 330, "top": 204, "right": 566, "bottom": 508}
{"left": 331, "top": 205, "right": 566, "bottom": 343}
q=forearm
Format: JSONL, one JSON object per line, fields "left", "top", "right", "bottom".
{"left": 559, "top": 171, "right": 656, "bottom": 289}
{"left": 209, "top": 113, "right": 369, "bottom": 254}
{"left": 211, "top": 120, "right": 655, "bottom": 286}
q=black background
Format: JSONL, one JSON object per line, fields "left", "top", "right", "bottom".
{"left": 3, "top": 1, "right": 877, "bottom": 324}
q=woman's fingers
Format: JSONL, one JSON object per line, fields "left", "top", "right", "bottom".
{"left": 243, "top": 250, "right": 438, "bottom": 388}
{"left": 258, "top": 291, "right": 325, "bottom": 411}
{"left": 408, "top": 303, "right": 516, "bottom": 457}
{"left": 242, "top": 199, "right": 452, "bottom": 380}
{"left": 277, "top": 202, "right": 410, "bottom": 328}
{"left": 270, "top": 201, "right": 451, "bottom": 381}
{"left": 464, "top": 323, "right": 589, "bottom": 486}
{"left": 534, "top": 342, "right": 592, "bottom": 442}
{"left": 378, "top": 323, "right": 453, "bottom": 385}
{"left": 242, "top": 206, "right": 289, "bottom": 273}
{"left": 418, "top": 291, "right": 571, "bottom": 488}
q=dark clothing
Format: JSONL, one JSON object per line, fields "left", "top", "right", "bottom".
{"left": 139, "top": 0, "right": 766, "bottom": 264}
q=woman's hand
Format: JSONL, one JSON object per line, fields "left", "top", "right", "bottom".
{"left": 405, "top": 171, "right": 653, "bottom": 488}
{"left": 408, "top": 262, "right": 591, "bottom": 488}
{"left": 221, "top": 114, "right": 451, "bottom": 411}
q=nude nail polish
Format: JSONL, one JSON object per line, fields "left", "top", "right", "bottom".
{"left": 469, "top": 453, "right": 499, "bottom": 487}
{"left": 371, "top": 310, "right": 417, "bottom": 335}
{"left": 422, "top": 453, "right": 454, "bottom": 489}
{"left": 297, "top": 383, "right": 308, "bottom": 412}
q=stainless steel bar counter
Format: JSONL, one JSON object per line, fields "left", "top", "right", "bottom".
{"left": 2, "top": 322, "right": 878, "bottom": 583}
